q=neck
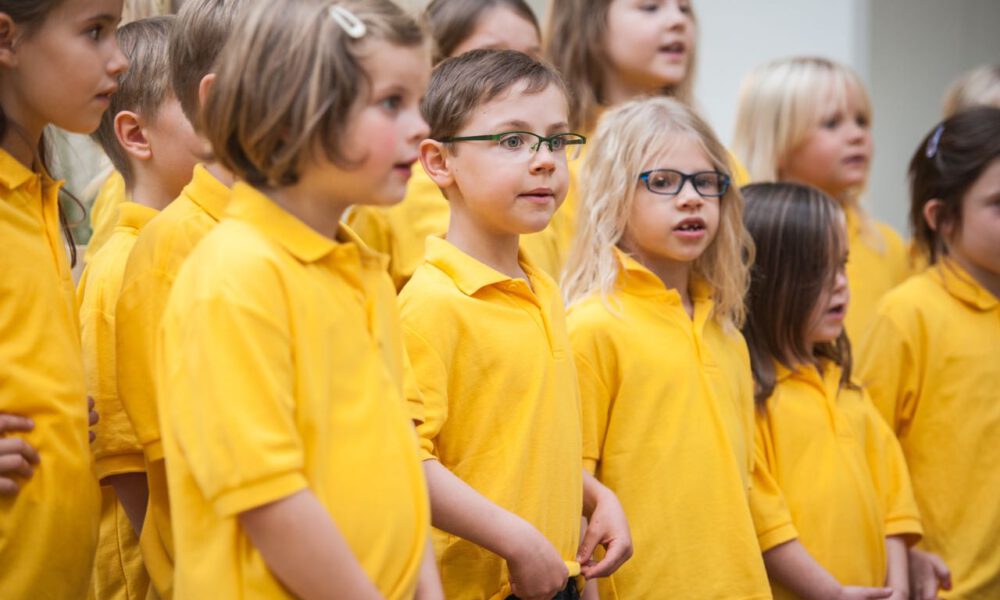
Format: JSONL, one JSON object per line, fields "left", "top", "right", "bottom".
{"left": 446, "top": 203, "right": 525, "bottom": 280}
{"left": 203, "top": 161, "right": 236, "bottom": 188}
{"left": 601, "top": 70, "right": 661, "bottom": 109}
{"left": 623, "top": 241, "right": 694, "bottom": 317}
{"left": 949, "top": 252, "right": 1000, "bottom": 301}
{"left": 130, "top": 174, "right": 177, "bottom": 211}
{"left": 266, "top": 182, "right": 349, "bottom": 241}
{"left": 0, "top": 114, "right": 42, "bottom": 171}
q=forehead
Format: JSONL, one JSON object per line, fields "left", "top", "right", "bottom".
{"left": 361, "top": 40, "right": 431, "bottom": 89}
{"left": 46, "top": 0, "right": 123, "bottom": 25}
{"left": 459, "top": 80, "right": 569, "bottom": 132}
{"left": 646, "top": 133, "right": 713, "bottom": 170}
{"left": 814, "top": 74, "right": 868, "bottom": 115}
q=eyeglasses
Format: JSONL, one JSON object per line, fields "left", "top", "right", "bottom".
{"left": 638, "top": 169, "right": 730, "bottom": 198}
{"left": 437, "top": 131, "right": 587, "bottom": 161}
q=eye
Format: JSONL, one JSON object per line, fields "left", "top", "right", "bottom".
{"left": 498, "top": 133, "right": 526, "bottom": 150}
{"left": 378, "top": 94, "right": 403, "bottom": 113}
{"left": 855, "top": 114, "right": 870, "bottom": 128}
{"left": 677, "top": 0, "right": 693, "bottom": 14}
{"left": 549, "top": 136, "right": 566, "bottom": 151}
{"left": 822, "top": 115, "right": 841, "bottom": 129}
{"left": 638, "top": 2, "right": 660, "bottom": 13}
{"left": 86, "top": 24, "right": 104, "bottom": 41}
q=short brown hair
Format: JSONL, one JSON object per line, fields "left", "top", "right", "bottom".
{"left": 422, "top": 48, "right": 568, "bottom": 142}
{"left": 741, "top": 182, "right": 854, "bottom": 407}
{"left": 422, "top": 0, "right": 538, "bottom": 64}
{"left": 168, "top": 0, "right": 250, "bottom": 127}
{"left": 203, "top": 0, "right": 424, "bottom": 187}
{"left": 908, "top": 107, "right": 1000, "bottom": 263}
{"left": 91, "top": 16, "right": 174, "bottom": 189}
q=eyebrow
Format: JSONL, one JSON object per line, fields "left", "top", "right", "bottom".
{"left": 493, "top": 119, "right": 573, "bottom": 134}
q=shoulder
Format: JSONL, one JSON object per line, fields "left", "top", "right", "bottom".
{"left": 398, "top": 262, "right": 463, "bottom": 325}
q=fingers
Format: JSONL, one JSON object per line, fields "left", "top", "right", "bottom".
{"left": 88, "top": 396, "right": 99, "bottom": 427}
{"left": 0, "top": 477, "right": 21, "bottom": 496}
{"left": 0, "top": 413, "right": 34, "bottom": 434}
{"left": 575, "top": 521, "right": 603, "bottom": 567}
{"left": 0, "top": 437, "right": 40, "bottom": 495}
{"left": 0, "top": 437, "right": 40, "bottom": 467}
{"left": 929, "top": 554, "right": 952, "bottom": 591}
{"left": 581, "top": 538, "right": 632, "bottom": 579}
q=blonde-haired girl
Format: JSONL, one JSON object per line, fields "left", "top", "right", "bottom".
{"left": 563, "top": 97, "right": 768, "bottom": 599}
{"left": 732, "top": 56, "right": 911, "bottom": 344}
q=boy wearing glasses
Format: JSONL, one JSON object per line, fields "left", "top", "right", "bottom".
{"left": 399, "top": 49, "right": 632, "bottom": 600}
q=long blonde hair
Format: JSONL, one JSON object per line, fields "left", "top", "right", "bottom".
{"left": 563, "top": 97, "right": 752, "bottom": 328}
{"left": 543, "top": 0, "right": 697, "bottom": 132}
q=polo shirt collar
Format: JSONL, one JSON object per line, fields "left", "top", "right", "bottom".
{"left": 614, "top": 246, "right": 712, "bottom": 303}
{"left": 115, "top": 202, "right": 159, "bottom": 232}
{"left": 775, "top": 359, "right": 841, "bottom": 396}
{"left": 183, "top": 164, "right": 230, "bottom": 222}
{"left": 0, "top": 147, "right": 60, "bottom": 196}
{"left": 934, "top": 259, "right": 999, "bottom": 312}
{"left": 425, "top": 236, "right": 536, "bottom": 297}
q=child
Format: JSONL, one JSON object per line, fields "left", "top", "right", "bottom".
{"left": 562, "top": 96, "right": 768, "bottom": 599}
{"left": 741, "top": 182, "right": 923, "bottom": 600}
{"left": 113, "top": 0, "right": 247, "bottom": 596}
{"left": 346, "top": 0, "right": 561, "bottom": 288}
{"left": 546, "top": 0, "right": 749, "bottom": 272}
{"left": 78, "top": 15, "right": 202, "bottom": 600}
{"left": 0, "top": 0, "right": 126, "bottom": 595}
{"left": 857, "top": 107, "right": 1000, "bottom": 599}
{"left": 402, "top": 49, "right": 631, "bottom": 600}
{"left": 732, "top": 56, "right": 910, "bottom": 345}
{"left": 157, "top": 1, "right": 439, "bottom": 597}
{"left": 942, "top": 64, "right": 1000, "bottom": 117}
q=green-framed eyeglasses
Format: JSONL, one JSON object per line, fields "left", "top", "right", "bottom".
{"left": 437, "top": 131, "right": 587, "bottom": 161}
{"left": 638, "top": 169, "right": 730, "bottom": 198}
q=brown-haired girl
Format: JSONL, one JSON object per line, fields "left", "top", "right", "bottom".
{"left": 858, "top": 107, "right": 1000, "bottom": 600}
{"left": 0, "top": 0, "right": 126, "bottom": 595}
{"left": 155, "top": 0, "right": 442, "bottom": 597}
{"left": 742, "top": 182, "right": 924, "bottom": 600}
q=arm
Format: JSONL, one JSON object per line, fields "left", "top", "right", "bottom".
{"left": 577, "top": 470, "right": 632, "bottom": 579}
{"left": 107, "top": 472, "right": 148, "bottom": 536}
{"left": 763, "top": 540, "right": 893, "bottom": 600}
{"left": 413, "top": 536, "right": 444, "bottom": 600}
{"left": 422, "top": 460, "right": 567, "bottom": 600}
{"left": 239, "top": 489, "right": 384, "bottom": 600}
{"left": 884, "top": 536, "right": 909, "bottom": 599}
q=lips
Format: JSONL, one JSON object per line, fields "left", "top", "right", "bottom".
{"left": 518, "top": 187, "right": 555, "bottom": 203}
{"left": 842, "top": 154, "right": 868, "bottom": 167}
{"left": 674, "top": 217, "right": 706, "bottom": 232}
{"left": 659, "top": 41, "right": 686, "bottom": 56}
{"left": 826, "top": 303, "right": 846, "bottom": 317}
{"left": 393, "top": 158, "right": 417, "bottom": 172}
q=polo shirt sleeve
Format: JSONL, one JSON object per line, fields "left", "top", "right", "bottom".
{"left": 401, "top": 323, "right": 449, "bottom": 461}
{"left": 160, "top": 272, "right": 307, "bottom": 518}
{"left": 862, "top": 395, "right": 923, "bottom": 541}
{"left": 567, "top": 317, "right": 616, "bottom": 475}
{"left": 856, "top": 310, "right": 919, "bottom": 434}
{"left": 748, "top": 419, "right": 798, "bottom": 552}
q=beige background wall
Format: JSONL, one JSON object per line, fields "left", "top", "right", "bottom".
{"left": 401, "top": 0, "right": 1000, "bottom": 234}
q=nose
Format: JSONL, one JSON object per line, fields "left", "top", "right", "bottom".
{"left": 107, "top": 38, "right": 129, "bottom": 77}
{"left": 834, "top": 267, "right": 849, "bottom": 294}
{"left": 528, "top": 142, "right": 556, "bottom": 173}
{"left": 665, "top": 1, "right": 691, "bottom": 31}
{"left": 675, "top": 178, "right": 703, "bottom": 208}
{"left": 409, "top": 110, "right": 430, "bottom": 144}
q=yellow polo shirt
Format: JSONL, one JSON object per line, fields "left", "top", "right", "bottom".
{"left": 116, "top": 164, "right": 230, "bottom": 598}
{"left": 400, "top": 237, "right": 583, "bottom": 600}
{"left": 843, "top": 209, "right": 911, "bottom": 344}
{"left": 750, "top": 361, "right": 922, "bottom": 599}
{"left": 0, "top": 148, "right": 100, "bottom": 597}
{"left": 567, "top": 249, "right": 770, "bottom": 600}
{"left": 86, "top": 170, "right": 127, "bottom": 263}
{"left": 346, "top": 161, "right": 563, "bottom": 288}
{"left": 158, "top": 183, "right": 429, "bottom": 598}
{"left": 78, "top": 202, "right": 158, "bottom": 600}
{"left": 857, "top": 261, "right": 1000, "bottom": 599}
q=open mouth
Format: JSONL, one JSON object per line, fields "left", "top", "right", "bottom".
{"left": 659, "top": 42, "right": 686, "bottom": 55}
{"left": 843, "top": 155, "right": 868, "bottom": 166}
{"left": 674, "top": 218, "right": 706, "bottom": 232}
{"left": 827, "top": 303, "right": 846, "bottom": 317}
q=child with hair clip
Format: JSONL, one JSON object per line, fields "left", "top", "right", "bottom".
{"left": 732, "top": 56, "right": 910, "bottom": 345}
{"left": 562, "top": 96, "right": 768, "bottom": 599}
{"left": 741, "top": 182, "right": 924, "bottom": 600}
{"left": 0, "top": 0, "right": 126, "bottom": 596}
{"left": 858, "top": 107, "right": 1000, "bottom": 600}
{"left": 156, "top": 0, "right": 441, "bottom": 598}
{"left": 79, "top": 15, "right": 202, "bottom": 600}
{"left": 403, "top": 48, "right": 631, "bottom": 600}
{"left": 545, "top": 0, "right": 749, "bottom": 272}
{"left": 346, "top": 0, "right": 563, "bottom": 288}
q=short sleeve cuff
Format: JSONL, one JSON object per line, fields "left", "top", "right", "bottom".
{"left": 418, "top": 437, "right": 436, "bottom": 461}
{"left": 95, "top": 452, "right": 147, "bottom": 481}
{"left": 212, "top": 471, "right": 309, "bottom": 518}
{"left": 583, "top": 458, "right": 598, "bottom": 476}
{"left": 144, "top": 438, "right": 164, "bottom": 462}
{"left": 757, "top": 522, "right": 798, "bottom": 553}
{"left": 406, "top": 397, "right": 425, "bottom": 425}
{"left": 885, "top": 516, "right": 923, "bottom": 545}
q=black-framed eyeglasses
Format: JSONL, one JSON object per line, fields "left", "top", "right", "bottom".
{"left": 437, "top": 131, "right": 587, "bottom": 161}
{"left": 638, "top": 169, "right": 730, "bottom": 198}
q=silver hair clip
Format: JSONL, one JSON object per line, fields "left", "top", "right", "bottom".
{"left": 925, "top": 123, "right": 945, "bottom": 158}
{"left": 329, "top": 5, "right": 366, "bottom": 39}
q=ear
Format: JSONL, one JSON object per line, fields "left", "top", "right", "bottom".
{"left": 419, "top": 138, "right": 454, "bottom": 188}
{"left": 0, "top": 14, "right": 20, "bottom": 68}
{"left": 197, "top": 72, "right": 216, "bottom": 112}
{"left": 922, "top": 199, "right": 946, "bottom": 233}
{"left": 114, "top": 111, "right": 152, "bottom": 162}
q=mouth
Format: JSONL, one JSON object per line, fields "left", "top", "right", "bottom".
{"left": 658, "top": 41, "right": 687, "bottom": 57}
{"left": 393, "top": 158, "right": 417, "bottom": 173}
{"left": 842, "top": 154, "right": 868, "bottom": 167}
{"left": 518, "top": 187, "right": 555, "bottom": 203}
{"left": 826, "top": 302, "right": 847, "bottom": 317}
{"left": 674, "top": 217, "right": 706, "bottom": 234}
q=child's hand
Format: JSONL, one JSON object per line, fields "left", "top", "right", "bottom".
{"left": 908, "top": 548, "right": 952, "bottom": 600}
{"left": 506, "top": 521, "right": 568, "bottom": 600}
{"left": 88, "top": 396, "right": 98, "bottom": 444}
{"left": 0, "top": 413, "right": 39, "bottom": 496}
{"left": 834, "top": 586, "right": 894, "bottom": 600}
{"left": 577, "top": 486, "right": 632, "bottom": 579}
